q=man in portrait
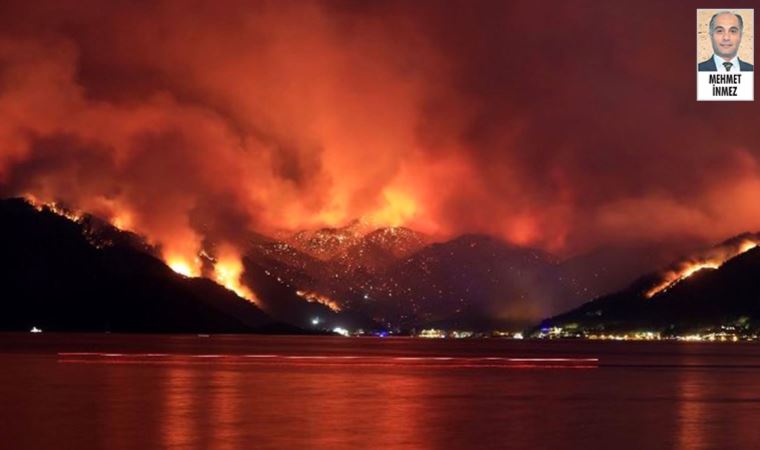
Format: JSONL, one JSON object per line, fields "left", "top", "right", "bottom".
{"left": 698, "top": 11, "right": 754, "bottom": 72}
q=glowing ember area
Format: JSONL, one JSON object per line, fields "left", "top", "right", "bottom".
{"left": 167, "top": 258, "right": 199, "bottom": 278}
{"left": 213, "top": 246, "right": 260, "bottom": 306}
{"left": 738, "top": 240, "right": 759, "bottom": 254}
{"left": 111, "top": 212, "right": 133, "bottom": 231}
{"left": 7, "top": 2, "right": 760, "bottom": 328}
{"left": 2, "top": 1, "right": 760, "bottom": 272}
{"left": 296, "top": 290, "right": 342, "bottom": 312}
{"left": 366, "top": 188, "right": 418, "bottom": 228}
{"left": 645, "top": 238, "right": 760, "bottom": 298}
{"left": 168, "top": 250, "right": 260, "bottom": 307}
{"left": 645, "top": 261, "right": 721, "bottom": 299}
{"left": 24, "top": 196, "right": 262, "bottom": 305}
{"left": 25, "top": 197, "right": 83, "bottom": 223}
{"left": 48, "top": 204, "right": 82, "bottom": 223}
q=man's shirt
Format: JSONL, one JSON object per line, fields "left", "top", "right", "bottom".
{"left": 713, "top": 54, "right": 741, "bottom": 73}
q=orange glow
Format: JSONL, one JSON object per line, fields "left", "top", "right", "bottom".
{"left": 4, "top": 2, "right": 760, "bottom": 275}
{"left": 295, "top": 290, "right": 342, "bottom": 312}
{"left": 366, "top": 188, "right": 418, "bottom": 228}
{"left": 24, "top": 194, "right": 44, "bottom": 211}
{"left": 738, "top": 240, "right": 758, "bottom": 254}
{"left": 53, "top": 205, "right": 82, "bottom": 222}
{"left": 645, "top": 261, "right": 721, "bottom": 298}
{"left": 213, "top": 245, "right": 260, "bottom": 306}
{"left": 506, "top": 215, "right": 539, "bottom": 246}
{"left": 111, "top": 211, "right": 134, "bottom": 231}
{"left": 25, "top": 196, "right": 264, "bottom": 306}
{"left": 167, "top": 258, "right": 199, "bottom": 278}
{"left": 646, "top": 238, "right": 760, "bottom": 298}
{"left": 160, "top": 228, "right": 204, "bottom": 278}
{"left": 24, "top": 196, "right": 84, "bottom": 223}
{"left": 8, "top": 2, "right": 760, "bottom": 331}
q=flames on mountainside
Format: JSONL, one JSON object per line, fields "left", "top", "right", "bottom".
{"left": 22, "top": 195, "right": 424, "bottom": 313}
{"left": 286, "top": 220, "right": 370, "bottom": 260}
{"left": 295, "top": 290, "right": 342, "bottom": 313}
{"left": 24, "top": 196, "right": 261, "bottom": 306}
{"left": 27, "top": 196, "right": 83, "bottom": 224}
{"left": 21, "top": 194, "right": 760, "bottom": 327}
{"left": 5, "top": 1, "right": 760, "bottom": 325}
{"left": 645, "top": 236, "right": 760, "bottom": 298}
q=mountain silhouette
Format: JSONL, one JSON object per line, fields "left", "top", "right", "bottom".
{"left": 538, "top": 236, "right": 760, "bottom": 334}
{"left": 0, "top": 198, "right": 273, "bottom": 333}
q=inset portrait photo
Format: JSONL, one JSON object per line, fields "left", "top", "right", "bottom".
{"left": 697, "top": 9, "right": 754, "bottom": 101}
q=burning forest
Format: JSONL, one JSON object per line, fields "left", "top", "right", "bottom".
{"left": 2, "top": 1, "right": 760, "bottom": 329}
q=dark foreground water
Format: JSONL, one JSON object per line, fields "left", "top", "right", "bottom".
{"left": 2, "top": 334, "right": 760, "bottom": 450}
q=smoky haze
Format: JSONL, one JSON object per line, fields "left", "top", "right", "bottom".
{"left": 1, "top": 0, "right": 759, "bottom": 271}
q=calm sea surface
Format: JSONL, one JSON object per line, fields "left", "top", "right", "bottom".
{"left": 2, "top": 333, "right": 760, "bottom": 450}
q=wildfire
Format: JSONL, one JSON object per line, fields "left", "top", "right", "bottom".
{"left": 213, "top": 245, "right": 260, "bottom": 306}
{"left": 25, "top": 196, "right": 84, "bottom": 223}
{"left": 167, "top": 257, "right": 200, "bottom": 278}
{"left": 111, "top": 211, "right": 134, "bottom": 231}
{"left": 366, "top": 188, "right": 418, "bottom": 228}
{"left": 645, "top": 238, "right": 760, "bottom": 298}
{"left": 168, "top": 248, "right": 260, "bottom": 306}
{"left": 644, "top": 261, "right": 721, "bottom": 298}
{"left": 296, "top": 290, "right": 342, "bottom": 312}
{"left": 23, "top": 196, "right": 263, "bottom": 305}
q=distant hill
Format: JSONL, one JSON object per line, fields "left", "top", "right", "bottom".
{"left": 4, "top": 195, "right": 712, "bottom": 334}
{"left": 0, "top": 198, "right": 273, "bottom": 333}
{"left": 286, "top": 219, "right": 372, "bottom": 260}
{"left": 245, "top": 221, "right": 700, "bottom": 329}
{"left": 247, "top": 231, "right": 599, "bottom": 329}
{"left": 537, "top": 235, "right": 760, "bottom": 334}
{"left": 335, "top": 226, "right": 428, "bottom": 271}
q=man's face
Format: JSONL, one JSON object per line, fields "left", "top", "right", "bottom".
{"left": 710, "top": 13, "right": 743, "bottom": 60}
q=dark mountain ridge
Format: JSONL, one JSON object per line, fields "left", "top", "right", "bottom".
{"left": 538, "top": 237, "right": 760, "bottom": 335}
{"left": 0, "top": 198, "right": 273, "bottom": 333}
{"left": 4, "top": 195, "right": 720, "bottom": 333}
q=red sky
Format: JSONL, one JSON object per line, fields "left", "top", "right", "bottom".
{"left": 1, "top": 0, "right": 759, "bottom": 265}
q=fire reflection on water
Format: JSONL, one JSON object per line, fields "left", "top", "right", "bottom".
{"left": 18, "top": 337, "right": 760, "bottom": 450}
{"left": 153, "top": 359, "right": 434, "bottom": 449}
{"left": 162, "top": 367, "right": 199, "bottom": 449}
{"left": 675, "top": 363, "right": 708, "bottom": 450}
{"left": 161, "top": 366, "right": 245, "bottom": 450}
{"left": 209, "top": 369, "right": 242, "bottom": 450}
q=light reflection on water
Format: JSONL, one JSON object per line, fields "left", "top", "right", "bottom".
{"left": 163, "top": 366, "right": 196, "bottom": 449}
{"left": 3, "top": 334, "right": 760, "bottom": 450}
{"left": 677, "top": 362, "right": 708, "bottom": 450}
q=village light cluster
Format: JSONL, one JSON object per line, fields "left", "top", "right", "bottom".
{"left": 537, "top": 325, "right": 757, "bottom": 342}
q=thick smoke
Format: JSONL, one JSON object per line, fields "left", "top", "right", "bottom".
{"left": 1, "top": 0, "right": 760, "bottom": 268}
